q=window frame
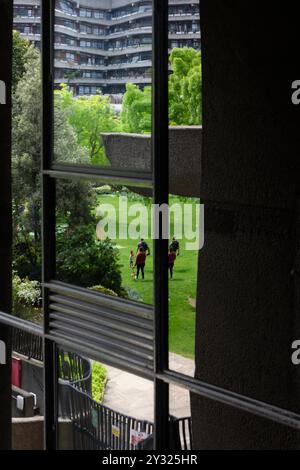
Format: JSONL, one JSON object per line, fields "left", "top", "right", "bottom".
{"left": 0, "top": 0, "right": 300, "bottom": 452}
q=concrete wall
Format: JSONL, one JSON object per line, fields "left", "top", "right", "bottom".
{"left": 21, "top": 359, "right": 44, "bottom": 414}
{"left": 13, "top": 354, "right": 44, "bottom": 415}
{"left": 191, "top": 0, "right": 300, "bottom": 449}
{"left": 102, "top": 126, "right": 201, "bottom": 198}
{"left": 12, "top": 417, "right": 74, "bottom": 450}
{"left": 12, "top": 417, "right": 44, "bottom": 450}
{"left": 12, "top": 385, "right": 35, "bottom": 418}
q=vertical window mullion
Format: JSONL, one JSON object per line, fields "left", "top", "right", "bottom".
{"left": 42, "top": 0, "right": 57, "bottom": 450}
{"left": 153, "top": 0, "right": 169, "bottom": 450}
{"left": 0, "top": 0, "right": 13, "bottom": 450}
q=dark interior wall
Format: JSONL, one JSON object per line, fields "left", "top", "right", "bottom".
{"left": 0, "top": 0, "right": 13, "bottom": 450}
{"left": 191, "top": 0, "right": 300, "bottom": 449}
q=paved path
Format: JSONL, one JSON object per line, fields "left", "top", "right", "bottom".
{"left": 103, "top": 353, "right": 195, "bottom": 422}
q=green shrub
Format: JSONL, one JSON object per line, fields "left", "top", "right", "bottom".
{"left": 12, "top": 274, "right": 42, "bottom": 321}
{"left": 56, "top": 224, "right": 124, "bottom": 295}
{"left": 89, "top": 285, "right": 118, "bottom": 297}
{"left": 92, "top": 362, "right": 107, "bottom": 402}
{"left": 13, "top": 238, "right": 42, "bottom": 282}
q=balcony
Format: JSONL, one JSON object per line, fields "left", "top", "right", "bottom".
{"left": 13, "top": 16, "right": 41, "bottom": 24}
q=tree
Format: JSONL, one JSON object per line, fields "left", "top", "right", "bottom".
{"left": 12, "top": 31, "right": 30, "bottom": 91}
{"left": 56, "top": 85, "right": 120, "bottom": 165}
{"left": 121, "top": 83, "right": 152, "bottom": 133}
{"left": 120, "top": 47, "right": 202, "bottom": 133}
{"left": 12, "top": 46, "right": 94, "bottom": 280}
{"left": 169, "top": 47, "right": 202, "bottom": 125}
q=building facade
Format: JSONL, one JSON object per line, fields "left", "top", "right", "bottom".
{"left": 13, "top": 0, "right": 200, "bottom": 95}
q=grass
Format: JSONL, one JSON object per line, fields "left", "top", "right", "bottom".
{"left": 96, "top": 191, "right": 198, "bottom": 359}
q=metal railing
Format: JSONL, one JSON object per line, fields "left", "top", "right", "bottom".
{"left": 10, "top": 323, "right": 192, "bottom": 449}
{"left": 59, "top": 382, "right": 154, "bottom": 450}
{"left": 12, "top": 327, "right": 43, "bottom": 362}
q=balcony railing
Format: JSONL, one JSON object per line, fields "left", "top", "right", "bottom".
{"left": 12, "top": 327, "right": 43, "bottom": 362}
{"left": 10, "top": 321, "right": 192, "bottom": 450}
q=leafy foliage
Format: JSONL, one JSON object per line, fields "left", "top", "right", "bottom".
{"left": 12, "top": 46, "right": 43, "bottom": 279}
{"left": 12, "top": 274, "right": 42, "bottom": 320}
{"left": 120, "top": 48, "right": 202, "bottom": 132}
{"left": 12, "top": 46, "right": 94, "bottom": 281}
{"left": 121, "top": 83, "right": 152, "bottom": 133}
{"left": 92, "top": 362, "right": 107, "bottom": 402}
{"left": 12, "top": 31, "right": 30, "bottom": 91}
{"left": 56, "top": 85, "right": 120, "bottom": 165}
{"left": 56, "top": 224, "right": 124, "bottom": 296}
{"left": 89, "top": 285, "right": 119, "bottom": 297}
{"left": 169, "top": 47, "right": 202, "bottom": 125}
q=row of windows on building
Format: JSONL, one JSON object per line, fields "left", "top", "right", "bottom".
{"left": 15, "top": 12, "right": 199, "bottom": 38}
{"left": 75, "top": 84, "right": 141, "bottom": 94}
{"left": 56, "top": 0, "right": 151, "bottom": 20}
{"left": 14, "top": 2, "right": 199, "bottom": 21}
{"left": 55, "top": 68, "right": 152, "bottom": 80}
{"left": 54, "top": 33, "right": 152, "bottom": 50}
{"left": 53, "top": 38, "right": 200, "bottom": 64}
{"left": 54, "top": 49, "right": 152, "bottom": 65}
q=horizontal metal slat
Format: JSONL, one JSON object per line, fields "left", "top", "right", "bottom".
{"left": 47, "top": 332, "right": 153, "bottom": 380}
{"left": 46, "top": 281, "right": 155, "bottom": 377}
{"left": 49, "top": 303, "right": 153, "bottom": 342}
{"left": 49, "top": 294, "right": 153, "bottom": 331}
{"left": 49, "top": 311, "right": 153, "bottom": 350}
{"left": 45, "top": 281, "right": 153, "bottom": 320}
{"left": 49, "top": 320, "right": 153, "bottom": 361}
{"left": 50, "top": 330, "right": 153, "bottom": 372}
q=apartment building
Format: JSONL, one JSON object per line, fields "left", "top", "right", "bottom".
{"left": 13, "top": 0, "right": 200, "bottom": 95}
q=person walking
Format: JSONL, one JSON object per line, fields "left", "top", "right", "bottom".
{"left": 135, "top": 247, "right": 147, "bottom": 281}
{"left": 137, "top": 238, "right": 150, "bottom": 256}
{"left": 168, "top": 247, "right": 177, "bottom": 279}
{"left": 170, "top": 237, "right": 180, "bottom": 256}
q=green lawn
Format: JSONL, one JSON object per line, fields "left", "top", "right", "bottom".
{"left": 97, "top": 192, "right": 198, "bottom": 359}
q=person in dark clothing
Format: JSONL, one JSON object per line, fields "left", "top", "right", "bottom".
{"left": 135, "top": 247, "right": 147, "bottom": 280}
{"left": 137, "top": 238, "right": 150, "bottom": 256}
{"left": 168, "top": 247, "right": 177, "bottom": 279}
{"left": 170, "top": 237, "right": 180, "bottom": 256}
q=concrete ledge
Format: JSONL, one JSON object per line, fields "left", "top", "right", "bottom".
{"left": 12, "top": 416, "right": 44, "bottom": 450}
{"left": 12, "top": 416, "right": 74, "bottom": 450}
{"left": 102, "top": 126, "right": 201, "bottom": 198}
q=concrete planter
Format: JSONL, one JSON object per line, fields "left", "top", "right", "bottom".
{"left": 102, "top": 126, "right": 201, "bottom": 198}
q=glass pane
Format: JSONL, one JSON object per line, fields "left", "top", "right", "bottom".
{"left": 12, "top": 0, "right": 42, "bottom": 325}
{"left": 57, "top": 349, "right": 154, "bottom": 450}
{"left": 55, "top": 179, "right": 153, "bottom": 305}
{"left": 168, "top": 0, "right": 201, "bottom": 376}
{"left": 53, "top": 0, "right": 153, "bottom": 170}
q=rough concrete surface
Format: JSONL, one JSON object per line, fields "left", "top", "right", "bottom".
{"left": 191, "top": 0, "right": 300, "bottom": 449}
{"left": 102, "top": 127, "right": 201, "bottom": 198}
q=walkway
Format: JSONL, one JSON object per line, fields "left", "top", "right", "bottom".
{"left": 103, "top": 353, "right": 195, "bottom": 422}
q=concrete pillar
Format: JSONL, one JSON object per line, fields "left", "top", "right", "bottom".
{"left": 191, "top": 0, "right": 300, "bottom": 449}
